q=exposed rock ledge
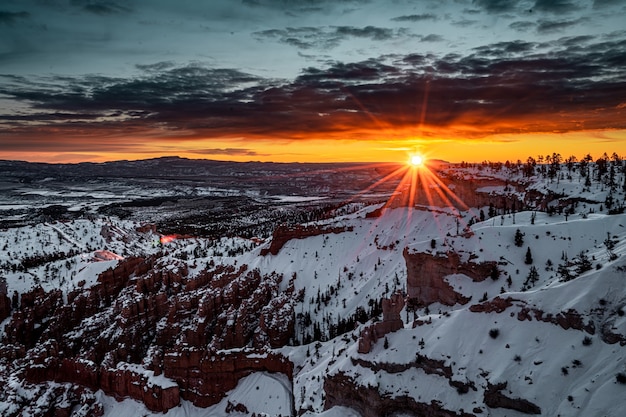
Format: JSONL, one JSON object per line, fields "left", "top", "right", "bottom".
{"left": 404, "top": 249, "right": 497, "bottom": 308}
{"left": 484, "top": 382, "right": 541, "bottom": 414}
{"left": 324, "top": 372, "right": 476, "bottom": 417}
{"left": 261, "top": 224, "right": 352, "bottom": 256}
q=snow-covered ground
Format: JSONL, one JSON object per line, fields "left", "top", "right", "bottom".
{"left": 2, "top": 161, "right": 626, "bottom": 416}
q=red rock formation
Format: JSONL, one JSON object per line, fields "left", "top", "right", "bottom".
{"left": 350, "top": 354, "right": 476, "bottom": 393}
{"left": 2, "top": 253, "right": 296, "bottom": 414}
{"left": 484, "top": 382, "right": 541, "bottom": 414}
{"left": 517, "top": 307, "right": 596, "bottom": 335}
{"left": 258, "top": 293, "right": 295, "bottom": 348}
{"left": 358, "top": 292, "right": 405, "bottom": 354}
{"left": 0, "top": 277, "right": 11, "bottom": 322}
{"left": 261, "top": 224, "right": 353, "bottom": 256}
{"left": 3, "top": 286, "right": 63, "bottom": 348}
{"left": 469, "top": 297, "right": 517, "bottom": 313}
{"left": 163, "top": 348, "right": 293, "bottom": 408}
{"left": 100, "top": 364, "right": 180, "bottom": 412}
{"left": 471, "top": 298, "right": 601, "bottom": 341}
{"left": 136, "top": 223, "right": 157, "bottom": 233}
{"left": 324, "top": 372, "right": 475, "bottom": 417}
{"left": 403, "top": 248, "right": 480, "bottom": 308}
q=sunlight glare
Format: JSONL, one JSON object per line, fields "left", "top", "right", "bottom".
{"left": 409, "top": 154, "right": 424, "bottom": 167}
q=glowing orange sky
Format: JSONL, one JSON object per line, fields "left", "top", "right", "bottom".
{"left": 3, "top": 129, "right": 625, "bottom": 165}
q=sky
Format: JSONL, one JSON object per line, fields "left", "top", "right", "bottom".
{"left": 0, "top": 0, "right": 625, "bottom": 164}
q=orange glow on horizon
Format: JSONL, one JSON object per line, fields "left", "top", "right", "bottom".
{"left": 1, "top": 129, "right": 625, "bottom": 165}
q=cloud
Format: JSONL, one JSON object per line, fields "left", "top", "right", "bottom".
{"left": 452, "top": 19, "right": 479, "bottom": 28}
{"left": 254, "top": 25, "right": 403, "bottom": 49}
{"left": 335, "top": 25, "right": 394, "bottom": 41}
{"left": 70, "top": 1, "right": 132, "bottom": 15}
{"left": 593, "top": 0, "right": 625, "bottom": 8}
{"left": 473, "top": 40, "right": 537, "bottom": 57}
{"left": 537, "top": 18, "right": 585, "bottom": 33}
{"left": 1, "top": 36, "right": 626, "bottom": 149}
{"left": 532, "top": 0, "right": 582, "bottom": 13}
{"left": 509, "top": 21, "right": 536, "bottom": 32}
{"left": 473, "top": 0, "right": 523, "bottom": 13}
{"left": 420, "top": 34, "right": 443, "bottom": 42}
{"left": 391, "top": 14, "right": 437, "bottom": 22}
{"left": 0, "top": 11, "right": 30, "bottom": 25}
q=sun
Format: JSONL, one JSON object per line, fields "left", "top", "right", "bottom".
{"left": 409, "top": 154, "right": 424, "bottom": 167}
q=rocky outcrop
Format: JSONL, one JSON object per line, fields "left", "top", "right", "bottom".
{"left": 469, "top": 297, "right": 517, "bottom": 313}
{"left": 261, "top": 224, "right": 353, "bottom": 256}
{"left": 0, "top": 277, "right": 11, "bottom": 322}
{"left": 324, "top": 372, "right": 476, "bottom": 417}
{"left": 405, "top": 250, "right": 497, "bottom": 308}
{"left": 1, "top": 253, "right": 296, "bottom": 414}
{"left": 350, "top": 354, "right": 476, "bottom": 393}
{"left": 517, "top": 306, "right": 596, "bottom": 335}
{"left": 484, "top": 382, "right": 541, "bottom": 414}
{"left": 3, "top": 286, "right": 63, "bottom": 349}
{"left": 258, "top": 292, "right": 296, "bottom": 348}
{"left": 163, "top": 348, "right": 293, "bottom": 408}
{"left": 24, "top": 341, "right": 180, "bottom": 413}
{"left": 100, "top": 364, "right": 180, "bottom": 412}
{"left": 470, "top": 298, "right": 600, "bottom": 339}
{"left": 358, "top": 292, "right": 404, "bottom": 354}
{"left": 1, "top": 381, "right": 104, "bottom": 417}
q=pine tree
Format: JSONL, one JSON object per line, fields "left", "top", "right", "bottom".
{"left": 525, "top": 247, "right": 533, "bottom": 264}
{"left": 526, "top": 266, "right": 539, "bottom": 286}
{"left": 514, "top": 229, "right": 524, "bottom": 247}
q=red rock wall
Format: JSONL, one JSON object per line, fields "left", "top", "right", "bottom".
{"left": 261, "top": 224, "right": 352, "bottom": 256}
{"left": 324, "top": 372, "right": 475, "bottom": 417}
{"left": 163, "top": 348, "right": 293, "bottom": 408}
{"left": 358, "top": 292, "right": 405, "bottom": 354}
{"left": 404, "top": 249, "right": 496, "bottom": 308}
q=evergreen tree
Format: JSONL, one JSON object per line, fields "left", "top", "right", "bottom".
{"left": 525, "top": 247, "right": 533, "bottom": 264}
{"left": 514, "top": 229, "right": 524, "bottom": 247}
{"left": 526, "top": 266, "right": 539, "bottom": 286}
{"left": 573, "top": 251, "right": 592, "bottom": 274}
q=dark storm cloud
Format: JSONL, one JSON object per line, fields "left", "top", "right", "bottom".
{"left": 0, "top": 11, "right": 30, "bottom": 25}
{"left": 391, "top": 14, "right": 438, "bottom": 22}
{"left": 254, "top": 25, "right": 401, "bottom": 49}
{"left": 69, "top": 0, "right": 131, "bottom": 15}
{"left": 593, "top": 0, "right": 626, "bottom": 7}
{"left": 473, "top": 0, "right": 522, "bottom": 13}
{"left": 473, "top": 40, "right": 537, "bottom": 57}
{"left": 537, "top": 18, "right": 585, "bottom": 34}
{"left": 296, "top": 60, "right": 400, "bottom": 84}
{"left": 335, "top": 26, "right": 394, "bottom": 40}
{"left": 532, "top": 0, "right": 582, "bottom": 13}
{"left": 2, "top": 33, "right": 625, "bottom": 146}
